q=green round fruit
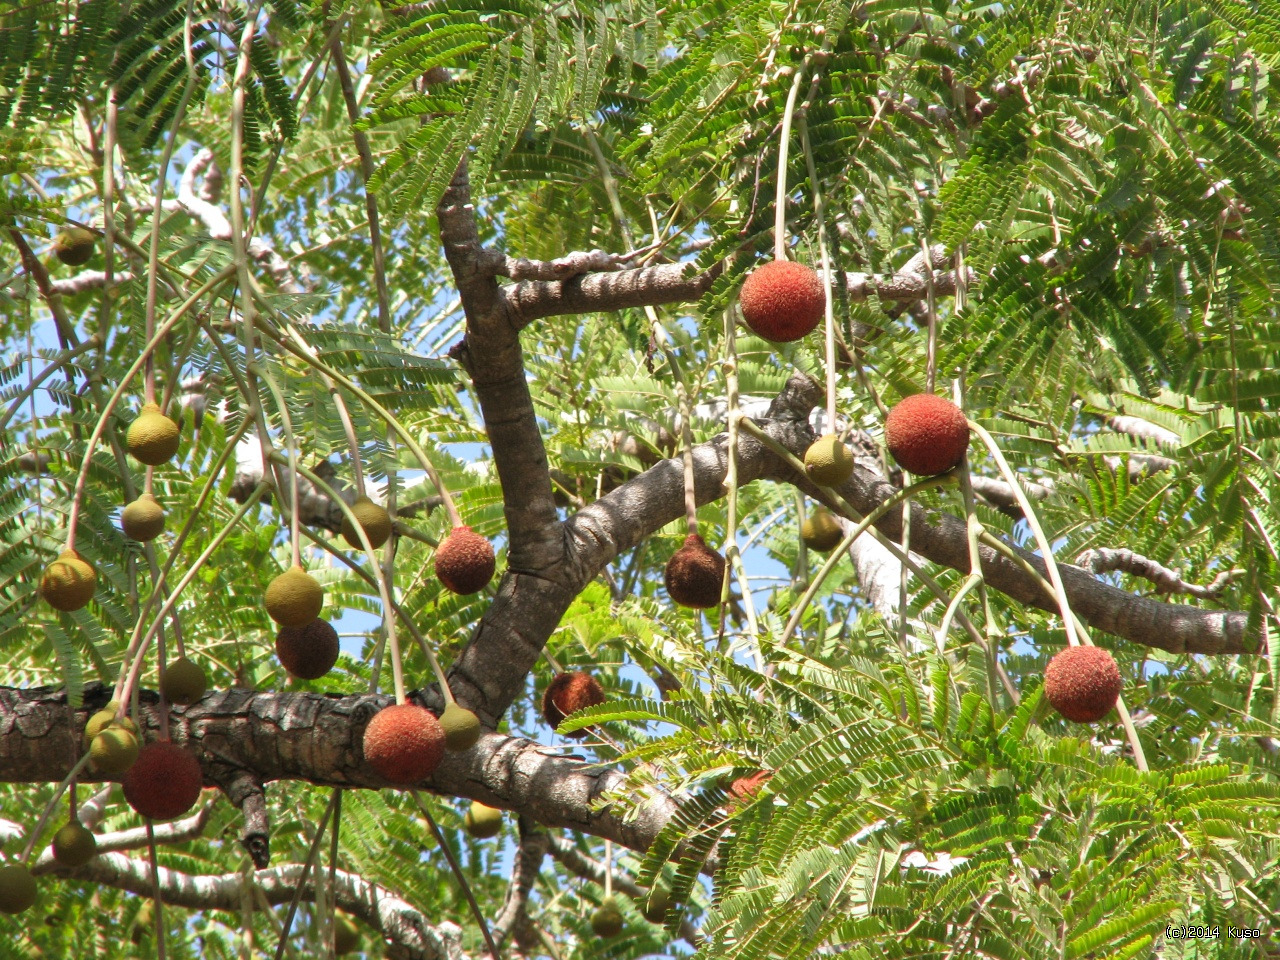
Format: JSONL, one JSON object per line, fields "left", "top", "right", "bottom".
{"left": 52, "top": 821, "right": 97, "bottom": 867}
{"left": 591, "top": 896, "right": 624, "bottom": 938}
{"left": 334, "top": 914, "right": 360, "bottom": 954}
{"left": 804, "top": 434, "right": 853, "bottom": 488}
{"left": 160, "top": 657, "right": 207, "bottom": 706}
{"left": 464, "top": 801, "right": 503, "bottom": 839}
{"left": 264, "top": 565, "right": 324, "bottom": 627}
{"left": 125, "top": 403, "right": 180, "bottom": 467}
{"left": 0, "top": 864, "right": 37, "bottom": 914}
{"left": 90, "top": 726, "right": 140, "bottom": 775}
{"left": 801, "top": 508, "right": 844, "bottom": 552}
{"left": 39, "top": 549, "right": 97, "bottom": 612}
{"left": 121, "top": 494, "right": 166, "bottom": 541}
{"left": 53, "top": 228, "right": 95, "bottom": 267}
{"left": 440, "top": 702, "right": 482, "bottom": 752}
{"left": 341, "top": 496, "right": 393, "bottom": 551}
{"left": 642, "top": 885, "right": 670, "bottom": 924}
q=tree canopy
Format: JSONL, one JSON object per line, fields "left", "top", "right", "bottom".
{"left": 2, "top": 0, "right": 1280, "bottom": 957}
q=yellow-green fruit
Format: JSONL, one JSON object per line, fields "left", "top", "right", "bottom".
{"left": 0, "top": 864, "right": 37, "bottom": 914}
{"left": 801, "top": 508, "right": 844, "bottom": 552}
{"left": 125, "top": 402, "right": 180, "bottom": 467}
{"left": 642, "top": 885, "right": 670, "bottom": 924}
{"left": 464, "top": 801, "right": 503, "bottom": 839}
{"left": 160, "top": 657, "right": 207, "bottom": 706}
{"left": 84, "top": 705, "right": 137, "bottom": 747}
{"left": 803, "top": 434, "right": 853, "bottom": 488}
{"left": 131, "top": 900, "right": 154, "bottom": 944}
{"left": 90, "top": 726, "right": 139, "bottom": 775}
{"left": 334, "top": 914, "right": 360, "bottom": 955}
{"left": 341, "top": 496, "right": 392, "bottom": 551}
{"left": 53, "top": 227, "right": 95, "bottom": 266}
{"left": 52, "top": 821, "right": 97, "bottom": 867}
{"left": 39, "top": 549, "right": 97, "bottom": 612}
{"left": 121, "top": 494, "right": 166, "bottom": 541}
{"left": 264, "top": 565, "right": 324, "bottom": 627}
{"left": 440, "top": 702, "right": 482, "bottom": 752}
{"left": 591, "top": 897, "right": 624, "bottom": 938}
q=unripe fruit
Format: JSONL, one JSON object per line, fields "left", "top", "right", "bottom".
{"left": 464, "top": 801, "right": 503, "bottom": 839}
{"left": 275, "top": 618, "right": 340, "bottom": 680}
{"left": 738, "top": 260, "right": 825, "bottom": 342}
{"left": 341, "top": 496, "right": 393, "bottom": 550}
{"left": 39, "top": 549, "right": 97, "bottom": 612}
{"left": 84, "top": 703, "right": 137, "bottom": 748}
{"left": 362, "top": 703, "right": 446, "bottom": 785}
{"left": 264, "top": 565, "right": 324, "bottom": 627}
{"left": 663, "top": 533, "right": 726, "bottom": 609}
{"left": 884, "top": 393, "right": 970, "bottom": 476}
{"left": 334, "top": 914, "right": 360, "bottom": 955}
{"left": 642, "top": 885, "right": 670, "bottom": 924}
{"left": 0, "top": 864, "right": 37, "bottom": 914}
{"left": 804, "top": 434, "right": 853, "bottom": 488}
{"left": 160, "top": 656, "right": 207, "bottom": 705}
{"left": 125, "top": 403, "right": 180, "bottom": 466}
{"left": 131, "top": 900, "right": 154, "bottom": 943}
{"left": 434, "top": 526, "right": 496, "bottom": 595}
{"left": 591, "top": 896, "right": 624, "bottom": 938}
{"left": 122, "top": 741, "right": 203, "bottom": 820}
{"left": 52, "top": 821, "right": 97, "bottom": 867}
{"left": 53, "top": 227, "right": 95, "bottom": 266}
{"left": 90, "top": 726, "right": 140, "bottom": 775}
{"left": 121, "top": 493, "right": 165, "bottom": 541}
{"left": 1044, "top": 645, "right": 1123, "bottom": 723}
{"left": 801, "top": 508, "right": 843, "bottom": 552}
{"left": 440, "top": 702, "right": 482, "bottom": 752}
{"left": 542, "top": 671, "right": 606, "bottom": 738}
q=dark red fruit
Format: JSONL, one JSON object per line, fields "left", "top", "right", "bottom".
{"left": 1044, "top": 645, "right": 1122, "bottom": 723}
{"left": 122, "top": 741, "right": 203, "bottom": 821}
{"left": 663, "top": 533, "right": 726, "bottom": 609}
{"left": 363, "top": 703, "right": 446, "bottom": 784}
{"left": 884, "top": 393, "right": 970, "bottom": 476}
{"left": 275, "top": 618, "right": 340, "bottom": 680}
{"left": 738, "top": 260, "right": 825, "bottom": 343}
{"left": 542, "top": 672, "right": 606, "bottom": 738}
{"left": 435, "top": 526, "right": 496, "bottom": 595}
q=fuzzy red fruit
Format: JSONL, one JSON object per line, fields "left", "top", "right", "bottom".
{"left": 122, "top": 741, "right": 203, "bottom": 821}
{"left": 663, "top": 533, "right": 726, "bottom": 609}
{"left": 363, "top": 703, "right": 446, "bottom": 784}
{"left": 1044, "top": 645, "right": 1122, "bottom": 723}
{"left": 542, "top": 672, "right": 606, "bottom": 738}
{"left": 884, "top": 393, "right": 971, "bottom": 476}
{"left": 738, "top": 260, "right": 825, "bottom": 343}
{"left": 435, "top": 526, "right": 496, "bottom": 595}
{"left": 729, "top": 770, "right": 772, "bottom": 803}
{"left": 275, "top": 618, "right": 340, "bottom": 680}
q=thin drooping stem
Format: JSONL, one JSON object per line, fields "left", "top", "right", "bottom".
{"left": 62, "top": 264, "right": 237, "bottom": 552}
{"left": 0, "top": 336, "right": 101, "bottom": 434}
{"left": 255, "top": 366, "right": 303, "bottom": 568}
{"left": 604, "top": 839, "right": 613, "bottom": 898}
{"left": 778, "top": 475, "right": 954, "bottom": 647}
{"left": 271, "top": 790, "right": 339, "bottom": 960}
{"left": 722, "top": 306, "right": 762, "bottom": 667}
{"left": 327, "top": 377, "right": 366, "bottom": 496}
{"left": 146, "top": 822, "right": 168, "bottom": 960}
{"left": 774, "top": 67, "right": 808, "bottom": 261}
{"left": 799, "top": 113, "right": 838, "bottom": 432}
{"left": 968, "top": 421, "right": 1080, "bottom": 649}
{"left": 20, "top": 751, "right": 92, "bottom": 864}
{"left": 412, "top": 795, "right": 501, "bottom": 960}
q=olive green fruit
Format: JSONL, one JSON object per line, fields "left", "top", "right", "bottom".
{"left": 39, "top": 549, "right": 97, "bottom": 612}
{"left": 84, "top": 702, "right": 122, "bottom": 746}
{"left": 642, "top": 885, "right": 671, "bottom": 924}
{"left": 264, "top": 564, "right": 324, "bottom": 627}
{"left": 52, "top": 821, "right": 97, "bottom": 867}
{"left": 160, "top": 657, "right": 207, "bottom": 706}
{"left": 90, "top": 726, "right": 139, "bottom": 775}
{"left": 803, "top": 434, "right": 853, "bottom": 488}
{"left": 440, "top": 702, "right": 482, "bottom": 752}
{"left": 53, "top": 228, "right": 95, "bottom": 267}
{"left": 121, "top": 494, "right": 165, "bottom": 541}
{"left": 0, "top": 864, "right": 37, "bottom": 914}
{"left": 334, "top": 914, "right": 360, "bottom": 955}
{"left": 126, "top": 403, "right": 180, "bottom": 466}
{"left": 463, "top": 801, "right": 503, "bottom": 839}
{"left": 341, "top": 496, "right": 393, "bottom": 551}
{"left": 801, "top": 508, "right": 844, "bottom": 552}
{"left": 591, "top": 897, "right": 624, "bottom": 938}
{"left": 131, "top": 900, "right": 154, "bottom": 944}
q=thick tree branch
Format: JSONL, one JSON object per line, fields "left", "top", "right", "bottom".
{"left": 491, "top": 819, "right": 549, "bottom": 948}
{"left": 1076, "top": 547, "right": 1241, "bottom": 599}
{"left": 38, "top": 853, "right": 464, "bottom": 960}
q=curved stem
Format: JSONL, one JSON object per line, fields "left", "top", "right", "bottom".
{"left": 968, "top": 421, "right": 1080, "bottom": 648}
{"left": 799, "top": 112, "right": 837, "bottom": 431}
{"left": 254, "top": 366, "right": 302, "bottom": 569}
{"left": 412, "top": 795, "right": 500, "bottom": 959}
{"left": 774, "top": 67, "right": 807, "bottom": 260}
{"left": 63, "top": 264, "right": 237, "bottom": 551}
